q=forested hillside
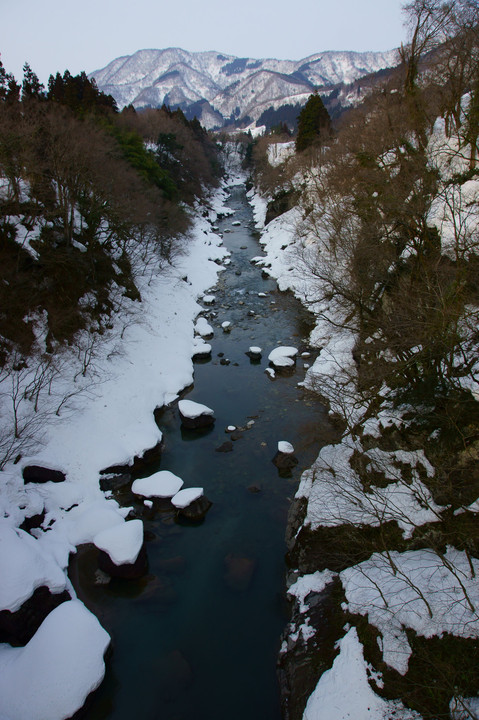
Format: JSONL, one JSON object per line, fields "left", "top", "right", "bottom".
{"left": 0, "top": 64, "right": 221, "bottom": 467}
{"left": 249, "top": 1, "right": 479, "bottom": 717}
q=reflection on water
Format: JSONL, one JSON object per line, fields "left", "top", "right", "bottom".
{"left": 74, "top": 187, "right": 336, "bottom": 720}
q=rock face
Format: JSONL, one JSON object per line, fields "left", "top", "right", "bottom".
{"left": 22, "top": 465, "right": 66, "bottom": 484}
{"left": 0, "top": 587, "right": 70, "bottom": 646}
{"left": 99, "top": 473, "right": 132, "bottom": 492}
{"left": 278, "top": 577, "right": 345, "bottom": 720}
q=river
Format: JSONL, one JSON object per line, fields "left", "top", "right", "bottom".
{"left": 73, "top": 185, "right": 336, "bottom": 720}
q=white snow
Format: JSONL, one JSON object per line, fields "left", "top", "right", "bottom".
{"left": 171, "top": 487, "right": 204, "bottom": 508}
{"left": 249, "top": 346, "right": 262, "bottom": 354}
{"left": 278, "top": 441, "right": 295, "bottom": 454}
{"left": 93, "top": 519, "right": 144, "bottom": 565}
{"left": 303, "top": 628, "right": 421, "bottom": 720}
{"left": 131, "top": 470, "right": 184, "bottom": 499}
{"left": 0, "top": 520, "right": 67, "bottom": 612}
{"left": 0, "top": 600, "right": 110, "bottom": 720}
{"left": 296, "top": 438, "right": 443, "bottom": 537}
{"left": 341, "top": 548, "right": 479, "bottom": 675}
{"left": 288, "top": 570, "right": 336, "bottom": 613}
{"left": 62, "top": 499, "right": 127, "bottom": 547}
{"left": 178, "top": 399, "right": 214, "bottom": 419}
{"left": 267, "top": 141, "right": 295, "bottom": 167}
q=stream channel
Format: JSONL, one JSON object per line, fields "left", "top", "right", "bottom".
{"left": 74, "top": 186, "right": 336, "bottom": 720}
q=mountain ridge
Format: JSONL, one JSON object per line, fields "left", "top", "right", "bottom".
{"left": 90, "top": 46, "right": 399, "bottom": 129}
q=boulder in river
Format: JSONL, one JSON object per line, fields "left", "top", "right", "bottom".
{"left": 268, "top": 346, "right": 298, "bottom": 370}
{"left": 192, "top": 341, "right": 212, "bottom": 360}
{"left": 94, "top": 519, "right": 148, "bottom": 579}
{"left": 246, "top": 346, "right": 262, "bottom": 361}
{"left": 177, "top": 495, "right": 212, "bottom": 522}
{"left": 178, "top": 399, "right": 215, "bottom": 430}
{"left": 97, "top": 544, "right": 148, "bottom": 580}
{"left": 132, "top": 470, "right": 184, "bottom": 499}
{"left": 272, "top": 448, "right": 299, "bottom": 476}
{"left": 194, "top": 316, "right": 214, "bottom": 338}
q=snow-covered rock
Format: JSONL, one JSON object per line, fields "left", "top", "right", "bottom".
{"left": 194, "top": 316, "right": 214, "bottom": 338}
{"left": 93, "top": 519, "right": 144, "bottom": 566}
{"left": 278, "top": 441, "right": 294, "bottom": 454}
{"left": 131, "top": 470, "right": 184, "bottom": 499}
{"left": 268, "top": 346, "right": 298, "bottom": 368}
{"left": 0, "top": 521, "right": 67, "bottom": 613}
{"left": 0, "top": 600, "right": 110, "bottom": 720}
{"left": 192, "top": 339, "right": 212, "bottom": 358}
{"left": 178, "top": 399, "right": 214, "bottom": 419}
{"left": 171, "top": 487, "right": 204, "bottom": 508}
{"left": 178, "top": 399, "right": 215, "bottom": 430}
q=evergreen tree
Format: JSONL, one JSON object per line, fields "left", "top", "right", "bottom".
{"left": 21, "top": 62, "right": 44, "bottom": 101}
{"left": 0, "top": 61, "right": 20, "bottom": 104}
{"left": 295, "top": 92, "right": 331, "bottom": 152}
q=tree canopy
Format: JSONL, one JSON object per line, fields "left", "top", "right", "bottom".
{"left": 295, "top": 92, "right": 332, "bottom": 153}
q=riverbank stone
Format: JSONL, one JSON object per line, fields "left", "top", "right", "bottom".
{"left": 99, "top": 439, "right": 163, "bottom": 477}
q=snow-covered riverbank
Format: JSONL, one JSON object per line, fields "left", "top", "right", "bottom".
{"left": 248, "top": 112, "right": 479, "bottom": 719}
{"left": 0, "top": 184, "right": 235, "bottom": 718}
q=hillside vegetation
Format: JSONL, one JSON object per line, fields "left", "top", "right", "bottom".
{"left": 0, "top": 64, "right": 221, "bottom": 467}
{"left": 249, "top": 1, "right": 479, "bottom": 717}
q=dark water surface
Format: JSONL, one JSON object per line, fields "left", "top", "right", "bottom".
{"left": 76, "top": 187, "right": 336, "bottom": 720}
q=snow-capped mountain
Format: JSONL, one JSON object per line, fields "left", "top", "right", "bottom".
{"left": 90, "top": 47, "right": 399, "bottom": 129}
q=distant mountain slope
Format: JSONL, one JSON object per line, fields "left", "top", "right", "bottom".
{"left": 90, "top": 47, "right": 399, "bottom": 129}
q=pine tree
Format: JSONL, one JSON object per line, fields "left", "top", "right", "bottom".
{"left": 21, "top": 62, "right": 44, "bottom": 101}
{"left": 295, "top": 92, "right": 331, "bottom": 152}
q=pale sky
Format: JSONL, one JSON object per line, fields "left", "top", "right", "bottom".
{"left": 1, "top": 0, "right": 406, "bottom": 86}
